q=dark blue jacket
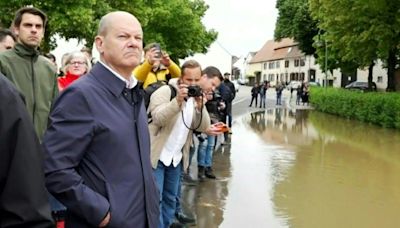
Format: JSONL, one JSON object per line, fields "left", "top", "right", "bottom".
{"left": 43, "top": 63, "right": 159, "bottom": 228}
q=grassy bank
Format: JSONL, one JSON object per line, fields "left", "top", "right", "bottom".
{"left": 310, "top": 87, "right": 400, "bottom": 129}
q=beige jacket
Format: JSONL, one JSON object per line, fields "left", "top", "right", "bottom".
{"left": 148, "top": 78, "right": 210, "bottom": 170}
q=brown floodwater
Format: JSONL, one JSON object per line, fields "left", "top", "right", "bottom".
{"left": 182, "top": 109, "right": 400, "bottom": 228}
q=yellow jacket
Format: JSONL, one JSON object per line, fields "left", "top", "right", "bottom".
{"left": 133, "top": 59, "right": 181, "bottom": 88}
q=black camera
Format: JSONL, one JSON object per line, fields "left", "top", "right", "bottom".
{"left": 187, "top": 85, "right": 202, "bottom": 97}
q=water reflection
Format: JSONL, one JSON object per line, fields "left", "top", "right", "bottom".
{"left": 245, "top": 109, "right": 400, "bottom": 227}
{"left": 182, "top": 140, "right": 232, "bottom": 228}
{"left": 185, "top": 109, "right": 400, "bottom": 227}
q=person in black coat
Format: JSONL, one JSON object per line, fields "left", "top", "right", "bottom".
{"left": 249, "top": 83, "right": 260, "bottom": 107}
{"left": 222, "top": 72, "right": 236, "bottom": 129}
{"left": 0, "top": 73, "right": 53, "bottom": 228}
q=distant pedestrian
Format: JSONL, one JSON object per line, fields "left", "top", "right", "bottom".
{"left": 259, "top": 81, "right": 268, "bottom": 108}
{"left": 276, "top": 82, "right": 284, "bottom": 105}
{"left": 249, "top": 83, "right": 259, "bottom": 107}
{"left": 296, "top": 85, "right": 302, "bottom": 105}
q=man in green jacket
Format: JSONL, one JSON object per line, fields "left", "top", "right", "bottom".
{"left": 0, "top": 6, "right": 58, "bottom": 140}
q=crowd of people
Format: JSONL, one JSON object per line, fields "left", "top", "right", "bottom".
{"left": 0, "top": 6, "right": 237, "bottom": 228}
{"left": 249, "top": 80, "right": 310, "bottom": 108}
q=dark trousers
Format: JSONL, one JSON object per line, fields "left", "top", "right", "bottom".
{"left": 249, "top": 95, "right": 258, "bottom": 107}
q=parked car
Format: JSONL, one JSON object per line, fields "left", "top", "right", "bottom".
{"left": 308, "top": 81, "right": 321, "bottom": 87}
{"left": 237, "top": 78, "right": 248, "bottom": 85}
{"left": 287, "top": 81, "right": 302, "bottom": 90}
{"left": 232, "top": 80, "right": 240, "bottom": 92}
{"left": 345, "top": 81, "right": 377, "bottom": 92}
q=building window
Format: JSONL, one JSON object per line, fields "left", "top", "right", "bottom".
{"left": 285, "top": 60, "right": 289, "bottom": 68}
{"left": 263, "top": 63, "right": 267, "bottom": 70}
{"left": 300, "top": 72, "right": 305, "bottom": 81}
{"left": 269, "top": 62, "right": 275, "bottom": 69}
{"left": 276, "top": 61, "right": 280, "bottom": 68}
{"left": 294, "top": 59, "right": 300, "bottom": 67}
{"left": 377, "top": 76, "right": 383, "bottom": 83}
{"left": 300, "top": 59, "right": 305, "bottom": 66}
{"left": 269, "top": 74, "right": 274, "bottom": 81}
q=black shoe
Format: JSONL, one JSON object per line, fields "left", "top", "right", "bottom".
{"left": 205, "top": 167, "right": 216, "bottom": 179}
{"left": 170, "top": 221, "right": 188, "bottom": 228}
{"left": 182, "top": 173, "right": 197, "bottom": 186}
{"left": 198, "top": 166, "right": 205, "bottom": 180}
{"left": 175, "top": 212, "right": 196, "bottom": 225}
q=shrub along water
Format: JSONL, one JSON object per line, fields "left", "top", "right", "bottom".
{"left": 310, "top": 87, "right": 400, "bottom": 129}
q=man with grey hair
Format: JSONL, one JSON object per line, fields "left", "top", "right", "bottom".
{"left": 43, "top": 11, "right": 159, "bottom": 227}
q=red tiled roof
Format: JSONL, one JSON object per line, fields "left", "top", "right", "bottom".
{"left": 249, "top": 38, "right": 301, "bottom": 63}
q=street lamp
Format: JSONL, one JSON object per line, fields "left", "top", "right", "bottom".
{"left": 316, "top": 37, "right": 328, "bottom": 88}
{"left": 324, "top": 39, "right": 328, "bottom": 88}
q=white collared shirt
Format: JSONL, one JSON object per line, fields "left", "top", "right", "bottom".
{"left": 159, "top": 98, "right": 195, "bottom": 167}
{"left": 99, "top": 61, "right": 137, "bottom": 89}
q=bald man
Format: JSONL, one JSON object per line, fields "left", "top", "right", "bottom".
{"left": 43, "top": 12, "right": 159, "bottom": 228}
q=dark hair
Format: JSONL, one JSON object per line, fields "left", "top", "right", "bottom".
{"left": 181, "top": 60, "right": 202, "bottom": 77}
{"left": 13, "top": 7, "right": 47, "bottom": 28}
{"left": 202, "top": 66, "right": 223, "bottom": 82}
{"left": 0, "top": 29, "right": 16, "bottom": 42}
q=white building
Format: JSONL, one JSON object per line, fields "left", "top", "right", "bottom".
{"left": 247, "top": 38, "right": 388, "bottom": 90}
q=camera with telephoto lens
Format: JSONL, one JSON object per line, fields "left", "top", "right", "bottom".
{"left": 187, "top": 85, "right": 202, "bottom": 97}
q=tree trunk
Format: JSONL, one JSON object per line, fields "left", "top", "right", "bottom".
{"left": 386, "top": 48, "right": 397, "bottom": 91}
{"left": 368, "top": 62, "right": 374, "bottom": 90}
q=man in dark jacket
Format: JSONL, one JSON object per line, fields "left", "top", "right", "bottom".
{"left": 222, "top": 72, "right": 236, "bottom": 131}
{"left": 43, "top": 11, "right": 159, "bottom": 228}
{"left": 0, "top": 73, "right": 53, "bottom": 228}
{"left": 0, "top": 7, "right": 58, "bottom": 140}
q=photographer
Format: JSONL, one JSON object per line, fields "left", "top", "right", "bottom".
{"left": 148, "top": 60, "right": 223, "bottom": 227}
{"left": 133, "top": 42, "right": 181, "bottom": 89}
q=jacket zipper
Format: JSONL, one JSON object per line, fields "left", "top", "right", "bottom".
{"left": 31, "top": 56, "right": 36, "bottom": 124}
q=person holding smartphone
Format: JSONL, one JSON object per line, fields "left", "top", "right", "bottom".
{"left": 133, "top": 42, "right": 181, "bottom": 89}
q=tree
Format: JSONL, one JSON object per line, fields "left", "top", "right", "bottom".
{"left": 0, "top": 0, "right": 217, "bottom": 60}
{"left": 274, "top": 0, "right": 319, "bottom": 55}
{"left": 309, "top": 0, "right": 400, "bottom": 91}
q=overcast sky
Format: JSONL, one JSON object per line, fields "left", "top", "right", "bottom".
{"left": 202, "top": 0, "right": 278, "bottom": 57}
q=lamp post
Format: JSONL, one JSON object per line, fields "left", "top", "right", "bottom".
{"left": 325, "top": 39, "right": 328, "bottom": 88}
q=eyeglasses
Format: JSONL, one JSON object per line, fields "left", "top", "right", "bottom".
{"left": 70, "top": 61, "right": 86, "bottom": 66}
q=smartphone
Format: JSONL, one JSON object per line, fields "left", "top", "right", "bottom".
{"left": 153, "top": 43, "right": 162, "bottom": 58}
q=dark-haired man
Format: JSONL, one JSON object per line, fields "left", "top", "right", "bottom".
{"left": 0, "top": 28, "right": 16, "bottom": 51}
{"left": 148, "top": 60, "right": 223, "bottom": 227}
{"left": 0, "top": 6, "right": 58, "bottom": 140}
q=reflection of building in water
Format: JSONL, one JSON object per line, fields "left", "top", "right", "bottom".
{"left": 245, "top": 109, "right": 320, "bottom": 147}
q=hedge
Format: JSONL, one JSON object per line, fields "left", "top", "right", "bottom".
{"left": 310, "top": 87, "right": 400, "bottom": 129}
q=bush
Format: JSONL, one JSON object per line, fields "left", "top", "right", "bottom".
{"left": 310, "top": 87, "right": 400, "bottom": 129}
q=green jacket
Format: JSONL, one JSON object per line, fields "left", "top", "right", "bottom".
{"left": 0, "top": 43, "right": 58, "bottom": 140}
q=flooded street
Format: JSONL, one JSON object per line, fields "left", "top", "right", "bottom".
{"left": 183, "top": 108, "right": 400, "bottom": 228}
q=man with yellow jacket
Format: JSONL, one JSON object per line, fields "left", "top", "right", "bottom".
{"left": 134, "top": 42, "right": 181, "bottom": 89}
